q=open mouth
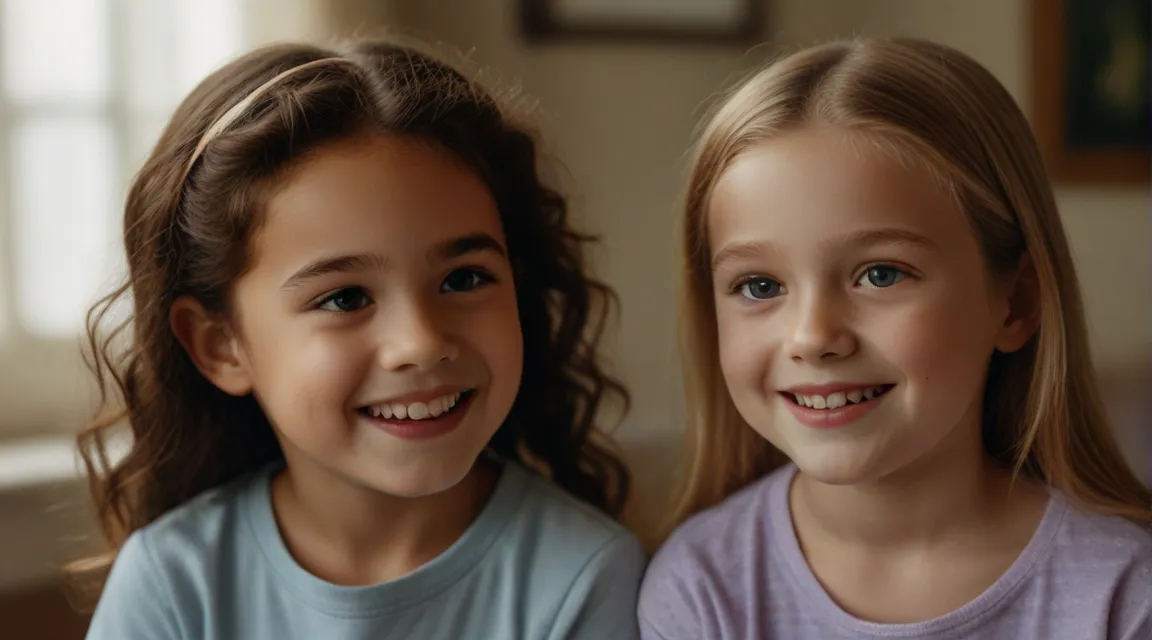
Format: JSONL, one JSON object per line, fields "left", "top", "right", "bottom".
{"left": 784, "top": 384, "right": 894, "bottom": 410}
{"left": 358, "top": 389, "right": 476, "bottom": 422}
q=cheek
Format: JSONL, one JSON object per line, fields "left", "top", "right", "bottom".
{"left": 465, "top": 290, "right": 523, "bottom": 381}
{"left": 243, "top": 318, "right": 370, "bottom": 419}
{"left": 877, "top": 289, "right": 998, "bottom": 397}
{"left": 715, "top": 302, "right": 768, "bottom": 391}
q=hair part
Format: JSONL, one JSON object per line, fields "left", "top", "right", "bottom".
{"left": 70, "top": 35, "right": 630, "bottom": 606}
{"left": 664, "top": 35, "right": 1151, "bottom": 541}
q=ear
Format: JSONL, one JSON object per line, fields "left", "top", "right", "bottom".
{"left": 169, "top": 296, "right": 253, "bottom": 396}
{"left": 994, "top": 252, "right": 1041, "bottom": 354}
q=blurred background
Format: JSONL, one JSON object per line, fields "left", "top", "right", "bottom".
{"left": 0, "top": 0, "right": 1147, "bottom": 637}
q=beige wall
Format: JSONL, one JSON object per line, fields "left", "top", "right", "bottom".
{"left": 245, "top": 0, "right": 399, "bottom": 44}
{"left": 387, "top": 0, "right": 1149, "bottom": 525}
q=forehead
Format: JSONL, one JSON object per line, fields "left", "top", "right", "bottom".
{"left": 253, "top": 136, "right": 503, "bottom": 269}
{"left": 707, "top": 128, "right": 968, "bottom": 254}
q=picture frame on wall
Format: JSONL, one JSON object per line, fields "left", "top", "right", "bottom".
{"left": 1030, "top": 0, "right": 1150, "bottom": 184}
{"left": 521, "top": 0, "right": 763, "bottom": 45}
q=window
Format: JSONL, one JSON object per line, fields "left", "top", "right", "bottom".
{"left": 0, "top": 0, "right": 245, "bottom": 436}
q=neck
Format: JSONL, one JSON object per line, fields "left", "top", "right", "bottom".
{"left": 271, "top": 457, "right": 498, "bottom": 585}
{"left": 791, "top": 413, "right": 1023, "bottom": 549}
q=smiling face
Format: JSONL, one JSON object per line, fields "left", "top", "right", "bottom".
{"left": 206, "top": 135, "right": 522, "bottom": 497}
{"left": 707, "top": 127, "right": 1026, "bottom": 485}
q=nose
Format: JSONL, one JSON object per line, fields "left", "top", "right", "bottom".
{"left": 377, "top": 299, "right": 460, "bottom": 372}
{"left": 785, "top": 290, "right": 857, "bottom": 363}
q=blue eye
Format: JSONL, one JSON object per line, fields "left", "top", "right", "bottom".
{"left": 441, "top": 268, "right": 494, "bottom": 293}
{"left": 738, "top": 277, "right": 783, "bottom": 301}
{"left": 317, "top": 287, "right": 371, "bottom": 313}
{"left": 858, "top": 265, "right": 906, "bottom": 289}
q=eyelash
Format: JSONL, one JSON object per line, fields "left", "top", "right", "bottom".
{"left": 312, "top": 267, "right": 498, "bottom": 314}
{"left": 728, "top": 263, "right": 910, "bottom": 301}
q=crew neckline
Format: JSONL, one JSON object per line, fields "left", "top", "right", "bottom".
{"left": 242, "top": 458, "right": 530, "bottom": 618}
{"left": 767, "top": 464, "right": 1067, "bottom": 637}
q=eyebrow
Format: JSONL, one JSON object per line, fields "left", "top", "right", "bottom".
{"left": 430, "top": 232, "right": 507, "bottom": 262}
{"left": 711, "top": 228, "right": 938, "bottom": 271}
{"left": 281, "top": 232, "right": 507, "bottom": 289}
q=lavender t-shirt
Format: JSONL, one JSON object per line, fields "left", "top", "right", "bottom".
{"left": 639, "top": 464, "right": 1152, "bottom": 639}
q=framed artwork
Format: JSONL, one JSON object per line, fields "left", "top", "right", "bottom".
{"left": 521, "top": 0, "right": 763, "bottom": 45}
{"left": 1030, "top": 0, "right": 1150, "bottom": 184}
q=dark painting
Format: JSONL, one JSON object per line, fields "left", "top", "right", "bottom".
{"left": 1030, "top": 0, "right": 1149, "bottom": 184}
{"left": 1064, "top": 0, "right": 1150, "bottom": 152}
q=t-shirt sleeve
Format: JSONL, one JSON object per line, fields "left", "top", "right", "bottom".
{"left": 546, "top": 531, "right": 648, "bottom": 640}
{"left": 1120, "top": 612, "right": 1151, "bottom": 640}
{"left": 636, "top": 541, "right": 704, "bottom": 640}
{"left": 1114, "top": 552, "right": 1152, "bottom": 640}
{"left": 86, "top": 531, "right": 182, "bottom": 640}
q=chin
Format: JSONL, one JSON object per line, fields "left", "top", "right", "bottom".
{"left": 782, "top": 443, "right": 892, "bottom": 487}
{"left": 360, "top": 455, "right": 480, "bottom": 499}
{"left": 370, "top": 470, "right": 471, "bottom": 499}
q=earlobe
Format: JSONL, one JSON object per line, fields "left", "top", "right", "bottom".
{"left": 994, "top": 252, "right": 1041, "bottom": 354}
{"left": 169, "top": 296, "right": 253, "bottom": 396}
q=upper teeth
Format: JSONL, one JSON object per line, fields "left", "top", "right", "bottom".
{"left": 368, "top": 392, "right": 461, "bottom": 420}
{"left": 793, "top": 386, "right": 887, "bottom": 410}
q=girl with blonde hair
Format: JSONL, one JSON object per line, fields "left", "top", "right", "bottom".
{"left": 639, "top": 36, "right": 1151, "bottom": 639}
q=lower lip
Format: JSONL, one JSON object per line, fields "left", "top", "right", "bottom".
{"left": 782, "top": 389, "right": 890, "bottom": 428}
{"left": 362, "top": 392, "right": 476, "bottom": 441}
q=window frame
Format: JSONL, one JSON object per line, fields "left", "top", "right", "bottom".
{"left": 0, "top": 0, "right": 247, "bottom": 438}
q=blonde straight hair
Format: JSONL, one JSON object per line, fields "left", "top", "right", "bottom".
{"left": 664, "top": 36, "right": 1151, "bottom": 540}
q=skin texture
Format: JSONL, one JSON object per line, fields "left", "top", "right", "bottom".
{"left": 171, "top": 135, "right": 524, "bottom": 584}
{"left": 707, "top": 127, "right": 1046, "bottom": 622}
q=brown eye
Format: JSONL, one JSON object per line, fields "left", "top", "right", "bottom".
{"left": 318, "top": 287, "right": 371, "bottom": 312}
{"left": 441, "top": 268, "right": 493, "bottom": 293}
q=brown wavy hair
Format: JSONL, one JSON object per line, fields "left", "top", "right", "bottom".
{"left": 662, "top": 36, "right": 1151, "bottom": 541}
{"left": 68, "top": 36, "right": 630, "bottom": 605}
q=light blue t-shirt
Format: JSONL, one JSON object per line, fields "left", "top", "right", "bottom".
{"left": 87, "top": 460, "right": 646, "bottom": 639}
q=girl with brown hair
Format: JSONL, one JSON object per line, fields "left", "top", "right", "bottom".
{"left": 76, "top": 36, "right": 643, "bottom": 639}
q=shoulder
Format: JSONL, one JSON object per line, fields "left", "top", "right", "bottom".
{"left": 501, "top": 463, "right": 647, "bottom": 638}
{"left": 509, "top": 462, "right": 646, "bottom": 571}
{"left": 1047, "top": 499, "right": 1152, "bottom": 636}
{"left": 638, "top": 467, "right": 786, "bottom": 638}
{"left": 645, "top": 465, "right": 782, "bottom": 583}
{"left": 1052, "top": 500, "right": 1152, "bottom": 574}
{"left": 512, "top": 462, "right": 641, "bottom": 554}
{"left": 137, "top": 466, "right": 267, "bottom": 562}
{"left": 87, "top": 467, "right": 269, "bottom": 639}
{"left": 87, "top": 526, "right": 183, "bottom": 639}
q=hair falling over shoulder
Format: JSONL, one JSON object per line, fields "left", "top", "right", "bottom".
{"left": 662, "top": 35, "right": 1150, "bottom": 543}
{"left": 68, "top": 35, "right": 630, "bottom": 607}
